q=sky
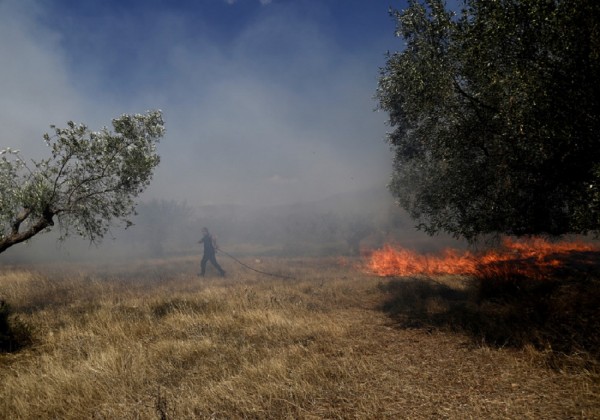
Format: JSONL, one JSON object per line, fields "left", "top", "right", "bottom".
{"left": 0, "top": 0, "right": 411, "bottom": 207}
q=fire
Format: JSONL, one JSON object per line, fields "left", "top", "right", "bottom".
{"left": 366, "top": 238, "right": 599, "bottom": 277}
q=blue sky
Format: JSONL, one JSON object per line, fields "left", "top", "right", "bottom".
{"left": 1, "top": 0, "right": 411, "bottom": 207}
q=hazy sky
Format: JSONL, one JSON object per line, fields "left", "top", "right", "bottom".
{"left": 1, "top": 0, "right": 413, "bottom": 207}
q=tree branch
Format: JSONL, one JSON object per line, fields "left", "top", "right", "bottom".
{"left": 453, "top": 79, "right": 497, "bottom": 112}
{"left": 0, "top": 211, "right": 53, "bottom": 254}
{"left": 10, "top": 208, "right": 32, "bottom": 235}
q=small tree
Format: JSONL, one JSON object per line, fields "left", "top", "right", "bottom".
{"left": 377, "top": 0, "right": 600, "bottom": 241}
{"left": 0, "top": 111, "right": 165, "bottom": 254}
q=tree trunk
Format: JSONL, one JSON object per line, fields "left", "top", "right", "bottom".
{"left": 0, "top": 215, "right": 53, "bottom": 254}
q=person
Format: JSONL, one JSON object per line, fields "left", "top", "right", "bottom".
{"left": 198, "top": 227, "right": 226, "bottom": 277}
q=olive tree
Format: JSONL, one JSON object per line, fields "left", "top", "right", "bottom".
{"left": 0, "top": 111, "right": 165, "bottom": 254}
{"left": 377, "top": 0, "right": 600, "bottom": 241}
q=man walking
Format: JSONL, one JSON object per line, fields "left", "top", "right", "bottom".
{"left": 198, "top": 227, "right": 226, "bottom": 277}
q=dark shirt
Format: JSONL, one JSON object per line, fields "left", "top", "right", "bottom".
{"left": 200, "top": 233, "right": 216, "bottom": 255}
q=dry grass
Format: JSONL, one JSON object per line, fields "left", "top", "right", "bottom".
{"left": 0, "top": 255, "right": 599, "bottom": 419}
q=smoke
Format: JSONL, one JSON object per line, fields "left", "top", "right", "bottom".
{"left": 1, "top": 0, "right": 462, "bottom": 263}
{"left": 1, "top": 0, "right": 396, "bottom": 207}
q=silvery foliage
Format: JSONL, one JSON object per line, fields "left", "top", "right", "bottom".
{"left": 0, "top": 111, "right": 164, "bottom": 250}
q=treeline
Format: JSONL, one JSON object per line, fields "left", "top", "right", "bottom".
{"left": 1, "top": 188, "right": 466, "bottom": 263}
{"left": 121, "top": 193, "right": 406, "bottom": 258}
{"left": 120, "top": 188, "right": 464, "bottom": 259}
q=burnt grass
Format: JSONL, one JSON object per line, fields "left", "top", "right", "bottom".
{"left": 378, "top": 250, "right": 600, "bottom": 366}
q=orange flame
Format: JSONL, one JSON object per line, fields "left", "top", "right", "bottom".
{"left": 366, "top": 238, "right": 599, "bottom": 277}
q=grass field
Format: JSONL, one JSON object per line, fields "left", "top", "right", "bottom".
{"left": 1, "top": 254, "right": 599, "bottom": 419}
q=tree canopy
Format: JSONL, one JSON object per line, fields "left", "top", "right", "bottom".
{"left": 0, "top": 111, "right": 165, "bottom": 254}
{"left": 376, "top": 0, "right": 600, "bottom": 241}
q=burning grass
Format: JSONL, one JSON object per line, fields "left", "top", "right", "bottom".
{"left": 368, "top": 237, "right": 600, "bottom": 367}
{"left": 0, "top": 253, "right": 599, "bottom": 418}
{"left": 366, "top": 237, "right": 599, "bottom": 278}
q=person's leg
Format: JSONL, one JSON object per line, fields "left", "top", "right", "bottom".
{"left": 200, "top": 255, "right": 208, "bottom": 276}
{"left": 209, "top": 254, "right": 226, "bottom": 276}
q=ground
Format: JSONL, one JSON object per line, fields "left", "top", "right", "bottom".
{"left": 0, "top": 255, "right": 598, "bottom": 418}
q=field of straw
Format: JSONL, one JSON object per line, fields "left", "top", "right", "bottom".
{"left": 1, "top": 254, "right": 599, "bottom": 419}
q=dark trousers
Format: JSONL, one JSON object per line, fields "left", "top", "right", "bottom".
{"left": 200, "top": 252, "right": 225, "bottom": 276}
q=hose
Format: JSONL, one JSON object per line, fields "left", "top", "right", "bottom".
{"left": 217, "top": 248, "right": 296, "bottom": 280}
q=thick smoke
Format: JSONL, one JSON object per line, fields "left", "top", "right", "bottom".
{"left": 0, "top": 0, "right": 466, "bottom": 264}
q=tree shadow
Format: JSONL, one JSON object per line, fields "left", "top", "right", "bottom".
{"left": 377, "top": 251, "right": 600, "bottom": 363}
{"left": 0, "top": 300, "right": 34, "bottom": 353}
